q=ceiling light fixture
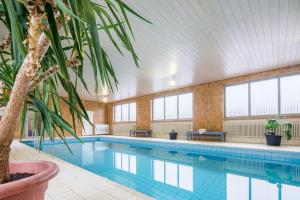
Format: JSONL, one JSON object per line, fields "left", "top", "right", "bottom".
{"left": 102, "top": 96, "right": 108, "bottom": 103}
{"left": 170, "top": 75, "right": 176, "bottom": 87}
{"left": 170, "top": 79, "right": 176, "bottom": 86}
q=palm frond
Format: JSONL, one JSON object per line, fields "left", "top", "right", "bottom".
{"left": 0, "top": 0, "right": 150, "bottom": 149}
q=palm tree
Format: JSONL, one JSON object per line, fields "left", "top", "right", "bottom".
{"left": 0, "top": 0, "right": 150, "bottom": 183}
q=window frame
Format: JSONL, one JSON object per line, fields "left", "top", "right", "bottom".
{"left": 113, "top": 102, "right": 136, "bottom": 123}
{"left": 152, "top": 92, "right": 193, "bottom": 122}
{"left": 224, "top": 72, "right": 300, "bottom": 119}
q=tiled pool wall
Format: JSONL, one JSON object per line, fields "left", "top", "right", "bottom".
{"left": 99, "top": 137, "right": 300, "bottom": 165}
{"left": 23, "top": 136, "right": 300, "bottom": 165}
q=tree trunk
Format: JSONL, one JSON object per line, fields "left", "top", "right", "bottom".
{"left": 0, "top": 65, "right": 31, "bottom": 183}
{"left": 0, "top": 32, "right": 52, "bottom": 183}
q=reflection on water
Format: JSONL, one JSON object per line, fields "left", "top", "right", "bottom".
{"left": 42, "top": 142, "right": 300, "bottom": 200}
{"left": 227, "top": 173, "right": 300, "bottom": 200}
{"left": 153, "top": 160, "right": 193, "bottom": 191}
{"left": 114, "top": 152, "right": 136, "bottom": 174}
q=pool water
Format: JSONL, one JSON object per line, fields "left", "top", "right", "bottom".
{"left": 26, "top": 139, "right": 300, "bottom": 200}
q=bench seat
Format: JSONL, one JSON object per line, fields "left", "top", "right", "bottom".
{"left": 186, "top": 131, "right": 225, "bottom": 142}
{"left": 130, "top": 129, "right": 152, "bottom": 137}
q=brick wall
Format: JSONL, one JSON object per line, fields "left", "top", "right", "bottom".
{"left": 108, "top": 65, "right": 300, "bottom": 132}
{"left": 15, "top": 65, "right": 300, "bottom": 139}
{"left": 15, "top": 99, "right": 108, "bottom": 139}
{"left": 60, "top": 99, "right": 108, "bottom": 136}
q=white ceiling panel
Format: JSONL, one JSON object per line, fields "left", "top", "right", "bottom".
{"left": 2, "top": 0, "right": 300, "bottom": 101}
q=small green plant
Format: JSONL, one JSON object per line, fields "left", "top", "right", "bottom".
{"left": 264, "top": 119, "right": 293, "bottom": 141}
{"left": 283, "top": 122, "right": 293, "bottom": 141}
{"left": 264, "top": 119, "right": 279, "bottom": 135}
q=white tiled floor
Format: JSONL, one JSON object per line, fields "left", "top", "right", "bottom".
{"left": 10, "top": 141, "right": 152, "bottom": 200}
{"left": 100, "top": 135, "right": 300, "bottom": 152}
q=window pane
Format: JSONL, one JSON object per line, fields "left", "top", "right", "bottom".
{"left": 252, "top": 178, "right": 278, "bottom": 200}
{"left": 153, "top": 160, "right": 164, "bottom": 182}
{"left": 165, "top": 162, "right": 178, "bottom": 187}
{"left": 114, "top": 105, "right": 122, "bottom": 122}
{"left": 121, "top": 153, "right": 129, "bottom": 172}
{"left": 114, "top": 152, "right": 121, "bottom": 170}
{"left": 179, "top": 165, "right": 193, "bottom": 192}
{"left": 250, "top": 79, "right": 278, "bottom": 115}
{"left": 281, "top": 74, "right": 300, "bottom": 114}
{"left": 282, "top": 184, "right": 300, "bottom": 200}
{"left": 153, "top": 98, "right": 164, "bottom": 120}
{"left": 178, "top": 93, "right": 193, "bottom": 119}
{"left": 226, "top": 174, "right": 249, "bottom": 200}
{"left": 129, "top": 155, "right": 136, "bottom": 174}
{"left": 129, "top": 103, "right": 136, "bottom": 121}
{"left": 225, "top": 84, "right": 249, "bottom": 117}
{"left": 121, "top": 104, "right": 129, "bottom": 122}
{"left": 165, "top": 95, "right": 178, "bottom": 120}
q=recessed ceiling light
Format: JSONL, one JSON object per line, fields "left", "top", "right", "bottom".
{"left": 170, "top": 80, "right": 176, "bottom": 86}
{"left": 102, "top": 97, "right": 108, "bottom": 103}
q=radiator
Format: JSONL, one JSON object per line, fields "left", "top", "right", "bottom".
{"left": 151, "top": 121, "right": 193, "bottom": 139}
{"left": 95, "top": 124, "right": 109, "bottom": 135}
{"left": 111, "top": 123, "right": 136, "bottom": 136}
{"left": 224, "top": 119, "right": 300, "bottom": 144}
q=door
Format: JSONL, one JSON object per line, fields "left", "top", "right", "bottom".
{"left": 82, "top": 111, "right": 94, "bottom": 136}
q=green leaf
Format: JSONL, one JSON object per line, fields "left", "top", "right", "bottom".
{"left": 45, "top": 3, "right": 70, "bottom": 79}
{"left": 81, "top": 0, "right": 106, "bottom": 87}
{"left": 54, "top": 0, "right": 85, "bottom": 23}
{"left": 3, "top": 0, "right": 26, "bottom": 57}
{"left": 116, "top": 0, "right": 152, "bottom": 24}
{"left": 19, "top": 101, "right": 27, "bottom": 141}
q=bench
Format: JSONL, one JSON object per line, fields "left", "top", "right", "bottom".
{"left": 129, "top": 129, "right": 152, "bottom": 137}
{"left": 186, "top": 131, "right": 225, "bottom": 142}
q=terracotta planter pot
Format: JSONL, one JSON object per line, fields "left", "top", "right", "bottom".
{"left": 0, "top": 161, "right": 59, "bottom": 200}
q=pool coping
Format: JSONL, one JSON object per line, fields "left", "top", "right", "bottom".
{"left": 99, "top": 135, "right": 300, "bottom": 153}
{"left": 10, "top": 140, "right": 153, "bottom": 200}
{"left": 96, "top": 135, "right": 300, "bottom": 165}
{"left": 21, "top": 135, "right": 300, "bottom": 153}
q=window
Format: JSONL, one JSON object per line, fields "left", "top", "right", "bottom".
{"left": 225, "top": 84, "right": 249, "bottom": 117}
{"left": 280, "top": 74, "right": 300, "bottom": 114}
{"left": 225, "top": 73, "right": 300, "bottom": 117}
{"left": 114, "top": 105, "right": 122, "bottom": 122}
{"left": 114, "top": 102, "right": 136, "bottom": 122}
{"left": 152, "top": 93, "right": 193, "bottom": 121}
{"left": 153, "top": 97, "right": 164, "bottom": 120}
{"left": 165, "top": 96, "right": 177, "bottom": 120}
{"left": 121, "top": 104, "right": 129, "bottom": 122}
{"left": 250, "top": 79, "right": 278, "bottom": 115}
{"left": 129, "top": 103, "right": 136, "bottom": 121}
{"left": 178, "top": 93, "right": 193, "bottom": 119}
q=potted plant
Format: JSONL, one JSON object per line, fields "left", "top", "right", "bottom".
{"left": 264, "top": 119, "right": 293, "bottom": 146}
{"left": 169, "top": 129, "right": 178, "bottom": 140}
{"left": 283, "top": 122, "right": 292, "bottom": 141}
{"left": 0, "top": 0, "right": 148, "bottom": 199}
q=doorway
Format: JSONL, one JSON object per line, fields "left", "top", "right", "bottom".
{"left": 82, "top": 111, "right": 94, "bottom": 136}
